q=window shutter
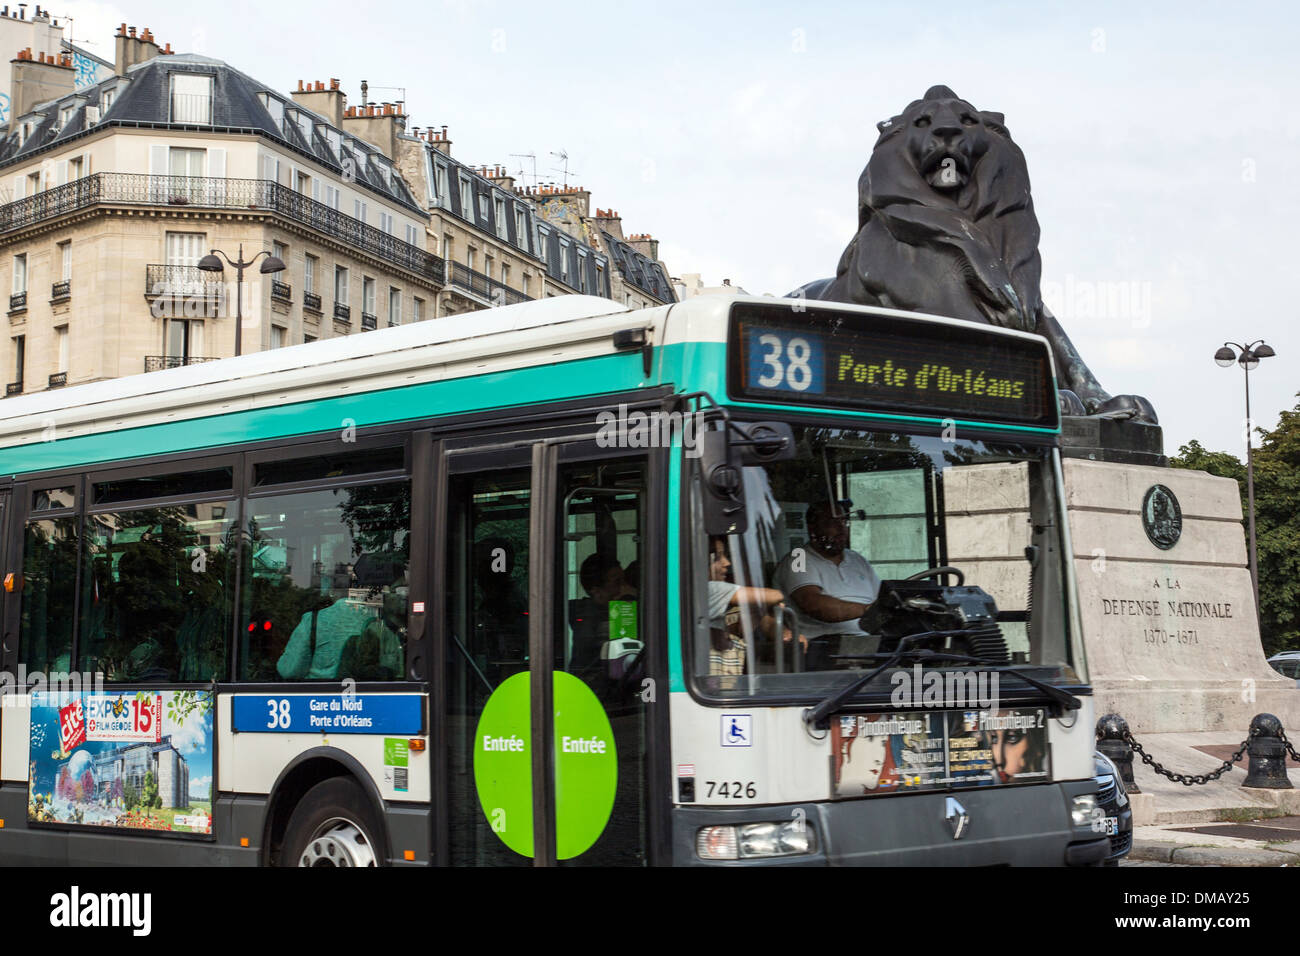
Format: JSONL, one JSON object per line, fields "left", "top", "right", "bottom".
{"left": 209, "top": 148, "right": 226, "bottom": 178}
{"left": 13, "top": 176, "right": 24, "bottom": 200}
{"left": 149, "top": 144, "right": 167, "bottom": 176}
{"left": 55, "top": 161, "right": 68, "bottom": 186}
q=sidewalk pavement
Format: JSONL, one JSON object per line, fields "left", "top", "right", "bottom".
{"left": 1123, "top": 729, "right": 1300, "bottom": 866}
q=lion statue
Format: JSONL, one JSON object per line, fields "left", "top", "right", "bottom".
{"left": 798, "top": 85, "right": 1156, "bottom": 423}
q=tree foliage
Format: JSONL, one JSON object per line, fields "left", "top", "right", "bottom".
{"left": 1171, "top": 394, "right": 1300, "bottom": 655}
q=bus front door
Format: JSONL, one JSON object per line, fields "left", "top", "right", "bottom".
{"left": 441, "top": 437, "right": 661, "bottom": 866}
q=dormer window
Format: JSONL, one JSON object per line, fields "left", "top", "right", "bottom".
{"left": 100, "top": 88, "right": 115, "bottom": 112}
{"left": 17, "top": 120, "right": 34, "bottom": 146}
{"left": 170, "top": 73, "right": 214, "bottom": 124}
{"left": 58, "top": 104, "right": 75, "bottom": 127}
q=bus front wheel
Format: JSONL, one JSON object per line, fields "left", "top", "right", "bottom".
{"left": 282, "top": 778, "right": 384, "bottom": 867}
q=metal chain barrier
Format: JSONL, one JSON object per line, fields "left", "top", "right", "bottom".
{"left": 1124, "top": 729, "right": 1249, "bottom": 786}
{"left": 1097, "top": 713, "right": 1294, "bottom": 791}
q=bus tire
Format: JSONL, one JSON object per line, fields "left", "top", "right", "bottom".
{"left": 281, "top": 777, "right": 385, "bottom": 867}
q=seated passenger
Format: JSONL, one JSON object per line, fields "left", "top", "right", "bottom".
{"left": 773, "top": 500, "right": 881, "bottom": 670}
{"left": 570, "top": 554, "right": 637, "bottom": 675}
{"left": 708, "top": 535, "right": 804, "bottom": 675}
{"left": 276, "top": 593, "right": 375, "bottom": 680}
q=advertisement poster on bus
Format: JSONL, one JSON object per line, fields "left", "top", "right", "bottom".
{"left": 831, "top": 708, "right": 1050, "bottom": 797}
{"left": 27, "top": 689, "right": 214, "bottom": 835}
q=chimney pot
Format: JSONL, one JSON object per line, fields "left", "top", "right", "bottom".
{"left": 118, "top": 22, "right": 126, "bottom": 35}
{"left": 128, "top": 25, "right": 136, "bottom": 37}
{"left": 330, "top": 78, "right": 339, "bottom": 89}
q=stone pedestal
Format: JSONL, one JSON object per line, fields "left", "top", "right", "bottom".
{"left": 1064, "top": 459, "right": 1298, "bottom": 734}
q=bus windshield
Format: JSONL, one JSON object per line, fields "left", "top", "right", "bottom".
{"left": 690, "top": 422, "right": 1081, "bottom": 701}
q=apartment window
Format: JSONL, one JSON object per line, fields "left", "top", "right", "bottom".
{"left": 58, "top": 241, "right": 71, "bottom": 281}
{"left": 459, "top": 177, "right": 472, "bottom": 216}
{"left": 494, "top": 197, "right": 507, "bottom": 238}
{"left": 435, "top": 164, "right": 448, "bottom": 207}
{"left": 27, "top": 171, "right": 41, "bottom": 195}
{"left": 304, "top": 254, "right": 317, "bottom": 294}
{"left": 101, "top": 88, "right": 115, "bottom": 112}
{"left": 441, "top": 236, "right": 452, "bottom": 262}
{"left": 484, "top": 256, "right": 494, "bottom": 281}
{"left": 17, "top": 120, "right": 34, "bottom": 146}
{"left": 168, "top": 318, "right": 203, "bottom": 360}
{"left": 578, "top": 252, "right": 588, "bottom": 292}
{"left": 354, "top": 200, "right": 368, "bottom": 224}
{"left": 55, "top": 325, "right": 69, "bottom": 373}
{"left": 404, "top": 224, "right": 419, "bottom": 246}
{"left": 560, "top": 240, "right": 570, "bottom": 282}
{"left": 271, "top": 326, "right": 286, "bottom": 350}
{"left": 12, "top": 334, "right": 24, "bottom": 385}
{"left": 363, "top": 277, "right": 376, "bottom": 316}
{"left": 478, "top": 194, "right": 489, "bottom": 224}
{"left": 58, "top": 104, "right": 75, "bottom": 127}
{"left": 379, "top": 211, "right": 394, "bottom": 234}
{"left": 335, "top": 265, "right": 349, "bottom": 303}
{"left": 388, "top": 287, "right": 401, "bottom": 326}
{"left": 170, "top": 72, "right": 214, "bottom": 124}
{"left": 467, "top": 248, "right": 476, "bottom": 271}
{"left": 322, "top": 184, "right": 340, "bottom": 210}
{"left": 413, "top": 297, "right": 424, "bottom": 323}
{"left": 304, "top": 334, "right": 317, "bottom": 344}
{"left": 501, "top": 263, "right": 511, "bottom": 288}
{"left": 538, "top": 231, "right": 548, "bottom": 262}
{"left": 515, "top": 208, "right": 526, "bottom": 243}
{"left": 13, "top": 253, "right": 27, "bottom": 294}
{"left": 595, "top": 263, "right": 606, "bottom": 296}
{"left": 69, "top": 156, "right": 83, "bottom": 181}
{"left": 522, "top": 273, "right": 531, "bottom": 297}
{"left": 273, "top": 241, "right": 288, "bottom": 264}
{"left": 295, "top": 170, "right": 310, "bottom": 194}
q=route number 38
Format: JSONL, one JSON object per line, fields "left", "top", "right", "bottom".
{"left": 756, "top": 334, "right": 814, "bottom": 392}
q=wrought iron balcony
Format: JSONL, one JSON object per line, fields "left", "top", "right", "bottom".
{"left": 334, "top": 302, "right": 351, "bottom": 322}
{"left": 9, "top": 291, "right": 26, "bottom": 312}
{"left": 47, "top": 372, "right": 67, "bottom": 388}
{"left": 0, "top": 174, "right": 445, "bottom": 284}
{"left": 361, "top": 313, "right": 377, "bottom": 331}
{"left": 144, "top": 355, "right": 220, "bottom": 373}
{"left": 303, "top": 291, "right": 322, "bottom": 311}
{"left": 447, "top": 261, "right": 531, "bottom": 307}
{"left": 50, "top": 279, "right": 70, "bottom": 301}
{"left": 144, "top": 264, "right": 225, "bottom": 310}
{"left": 5, "top": 381, "right": 21, "bottom": 396}
{"left": 271, "top": 279, "right": 292, "bottom": 301}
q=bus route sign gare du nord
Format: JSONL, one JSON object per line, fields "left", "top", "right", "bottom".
{"left": 729, "top": 304, "right": 1057, "bottom": 428}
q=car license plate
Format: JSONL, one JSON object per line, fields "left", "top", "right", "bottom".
{"left": 1103, "top": 816, "right": 1118, "bottom": 836}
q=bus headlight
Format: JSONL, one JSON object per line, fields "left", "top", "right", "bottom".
{"left": 696, "top": 821, "right": 817, "bottom": 860}
{"left": 1070, "top": 794, "right": 1099, "bottom": 827}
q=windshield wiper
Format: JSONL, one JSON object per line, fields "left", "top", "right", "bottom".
{"left": 802, "top": 633, "right": 1082, "bottom": 730}
{"left": 803, "top": 631, "right": 969, "bottom": 729}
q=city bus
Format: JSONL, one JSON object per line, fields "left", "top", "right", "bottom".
{"left": 0, "top": 293, "right": 1106, "bottom": 866}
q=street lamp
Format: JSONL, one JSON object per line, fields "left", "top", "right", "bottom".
{"left": 1214, "top": 339, "right": 1276, "bottom": 609}
{"left": 198, "top": 244, "right": 286, "bottom": 357}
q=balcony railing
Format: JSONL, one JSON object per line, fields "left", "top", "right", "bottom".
{"left": 271, "top": 279, "right": 292, "bottom": 301}
{"left": 47, "top": 372, "right": 66, "bottom": 388}
{"left": 50, "top": 279, "right": 71, "bottom": 301}
{"left": 9, "top": 291, "right": 26, "bottom": 311}
{"left": 303, "top": 291, "right": 322, "bottom": 311}
{"left": 0, "top": 174, "right": 445, "bottom": 284}
{"left": 144, "top": 355, "right": 220, "bottom": 373}
{"left": 144, "top": 264, "right": 224, "bottom": 301}
{"left": 333, "top": 302, "right": 351, "bottom": 322}
{"left": 5, "top": 381, "right": 21, "bottom": 396}
{"left": 448, "top": 261, "right": 531, "bottom": 307}
{"left": 361, "top": 313, "right": 377, "bottom": 331}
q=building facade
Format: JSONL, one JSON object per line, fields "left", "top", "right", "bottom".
{"left": 0, "top": 26, "right": 440, "bottom": 394}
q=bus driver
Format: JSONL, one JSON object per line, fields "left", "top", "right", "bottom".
{"left": 773, "top": 500, "right": 882, "bottom": 670}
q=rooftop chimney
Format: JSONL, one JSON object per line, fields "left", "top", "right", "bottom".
{"left": 292, "top": 77, "right": 346, "bottom": 126}
{"left": 115, "top": 23, "right": 162, "bottom": 76}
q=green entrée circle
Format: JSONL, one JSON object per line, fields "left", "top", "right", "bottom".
{"left": 472, "top": 671, "right": 618, "bottom": 860}
{"left": 472, "top": 672, "right": 534, "bottom": 857}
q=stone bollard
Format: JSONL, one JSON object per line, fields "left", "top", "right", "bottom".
{"left": 1096, "top": 713, "right": 1139, "bottom": 794}
{"left": 1242, "top": 713, "right": 1294, "bottom": 789}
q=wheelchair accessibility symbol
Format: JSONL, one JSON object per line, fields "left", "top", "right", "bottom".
{"left": 721, "top": 714, "right": 752, "bottom": 747}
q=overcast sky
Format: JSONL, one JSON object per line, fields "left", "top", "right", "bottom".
{"left": 61, "top": 0, "right": 1297, "bottom": 455}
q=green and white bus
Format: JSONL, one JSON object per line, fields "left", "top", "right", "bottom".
{"left": 0, "top": 293, "right": 1106, "bottom": 866}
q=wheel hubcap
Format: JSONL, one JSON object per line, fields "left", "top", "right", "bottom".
{"left": 299, "top": 817, "right": 377, "bottom": 867}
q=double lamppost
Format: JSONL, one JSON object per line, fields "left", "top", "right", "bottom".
{"left": 198, "top": 244, "right": 286, "bottom": 358}
{"left": 1214, "top": 339, "right": 1276, "bottom": 606}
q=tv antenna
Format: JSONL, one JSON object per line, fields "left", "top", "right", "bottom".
{"left": 550, "top": 149, "right": 578, "bottom": 187}
{"left": 510, "top": 152, "right": 538, "bottom": 189}
{"left": 362, "top": 82, "right": 407, "bottom": 112}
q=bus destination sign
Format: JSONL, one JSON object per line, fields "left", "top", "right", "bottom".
{"left": 729, "top": 304, "right": 1056, "bottom": 428}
